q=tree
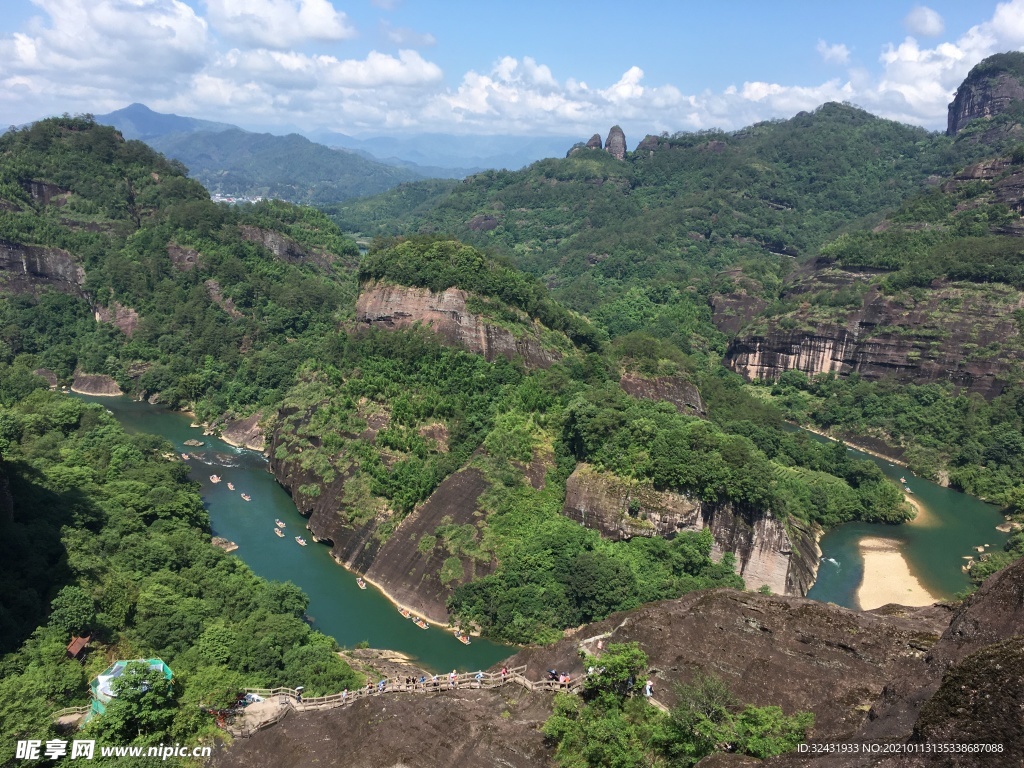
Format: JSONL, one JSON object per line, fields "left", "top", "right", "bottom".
{"left": 88, "top": 661, "right": 175, "bottom": 744}
{"left": 47, "top": 586, "right": 94, "bottom": 637}
{"left": 582, "top": 642, "right": 647, "bottom": 705}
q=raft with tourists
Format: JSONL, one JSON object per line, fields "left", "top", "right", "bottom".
{"left": 274, "top": 528, "right": 284, "bottom": 538}
{"left": 295, "top": 536, "right": 307, "bottom": 546}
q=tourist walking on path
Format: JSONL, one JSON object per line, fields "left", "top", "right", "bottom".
{"left": 644, "top": 679, "right": 653, "bottom": 698}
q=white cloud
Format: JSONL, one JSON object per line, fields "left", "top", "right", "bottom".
{"left": 381, "top": 22, "right": 435, "bottom": 47}
{"left": 6, "top": 0, "right": 1024, "bottom": 140}
{"left": 205, "top": 0, "right": 354, "bottom": 49}
{"left": 816, "top": 40, "right": 851, "bottom": 65}
{"left": 905, "top": 6, "right": 945, "bottom": 37}
{"left": 0, "top": 0, "right": 208, "bottom": 117}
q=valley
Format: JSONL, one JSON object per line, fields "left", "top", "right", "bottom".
{"left": 3, "top": 47, "right": 1024, "bottom": 767}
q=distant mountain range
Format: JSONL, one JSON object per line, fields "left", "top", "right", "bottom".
{"left": 90, "top": 104, "right": 578, "bottom": 205}
{"left": 308, "top": 130, "right": 579, "bottom": 173}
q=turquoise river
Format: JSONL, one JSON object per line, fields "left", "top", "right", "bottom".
{"left": 77, "top": 395, "right": 513, "bottom": 673}
{"left": 81, "top": 396, "right": 1010, "bottom": 666}
{"left": 805, "top": 430, "right": 1010, "bottom": 608}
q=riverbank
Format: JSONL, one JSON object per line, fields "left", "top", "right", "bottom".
{"left": 333, "top": 558, "right": 474, "bottom": 635}
{"left": 856, "top": 537, "right": 940, "bottom": 610}
{"left": 903, "top": 491, "right": 934, "bottom": 526}
{"left": 792, "top": 422, "right": 908, "bottom": 468}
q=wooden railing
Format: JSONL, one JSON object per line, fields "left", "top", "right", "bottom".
{"left": 226, "top": 666, "right": 586, "bottom": 737}
{"left": 51, "top": 706, "right": 90, "bottom": 721}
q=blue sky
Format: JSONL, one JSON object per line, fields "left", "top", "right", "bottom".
{"left": 2, "top": 1, "right": 1023, "bottom": 139}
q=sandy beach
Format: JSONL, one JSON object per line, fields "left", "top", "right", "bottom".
{"left": 903, "top": 491, "right": 934, "bottom": 526}
{"left": 856, "top": 537, "right": 940, "bottom": 610}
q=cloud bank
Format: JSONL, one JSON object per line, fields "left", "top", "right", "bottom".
{"left": 2, "top": 0, "right": 1024, "bottom": 137}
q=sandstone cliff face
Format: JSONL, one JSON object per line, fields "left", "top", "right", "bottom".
{"left": 70, "top": 373, "right": 122, "bottom": 396}
{"left": 364, "top": 467, "right": 496, "bottom": 624}
{"left": 94, "top": 301, "right": 140, "bottom": 337}
{"left": 605, "top": 125, "right": 627, "bottom": 159}
{"left": 204, "top": 279, "right": 242, "bottom": 318}
{"left": 239, "top": 225, "right": 337, "bottom": 270}
{"left": 586, "top": 133, "right": 603, "bottom": 149}
{"left": 619, "top": 371, "right": 706, "bottom": 417}
{"left": 561, "top": 464, "right": 822, "bottom": 596}
{"left": 724, "top": 267, "right": 1024, "bottom": 398}
{"left": 20, "top": 180, "right": 68, "bottom": 207}
{"left": 770, "top": 555, "right": 1024, "bottom": 767}
{"left": 220, "top": 412, "right": 265, "bottom": 451}
{"left": 211, "top": 688, "right": 555, "bottom": 768}
{"left": 508, "top": 590, "right": 947, "bottom": 744}
{"left": 0, "top": 238, "right": 85, "bottom": 297}
{"left": 269, "top": 407, "right": 490, "bottom": 623}
{"left": 947, "top": 70, "right": 1024, "bottom": 135}
{"left": 166, "top": 243, "right": 200, "bottom": 271}
{"left": 355, "top": 283, "right": 561, "bottom": 368}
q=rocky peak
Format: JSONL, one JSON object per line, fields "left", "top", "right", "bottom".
{"left": 947, "top": 51, "right": 1024, "bottom": 135}
{"left": 586, "top": 133, "right": 602, "bottom": 149}
{"left": 605, "top": 125, "right": 627, "bottom": 159}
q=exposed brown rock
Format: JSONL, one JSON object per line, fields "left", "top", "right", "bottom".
{"left": 507, "top": 590, "right": 949, "bottom": 744}
{"left": 619, "top": 371, "right": 706, "bottom": 416}
{"left": 355, "top": 282, "right": 561, "bottom": 368}
{"left": 364, "top": 467, "right": 494, "bottom": 623}
{"left": 586, "top": 133, "right": 603, "bottom": 149}
{"left": 466, "top": 213, "right": 499, "bottom": 231}
{"left": 94, "top": 301, "right": 139, "bottom": 338}
{"left": 239, "top": 225, "right": 336, "bottom": 270}
{"left": 70, "top": 373, "right": 122, "bottom": 396}
{"left": 210, "top": 689, "right": 555, "bottom": 768}
{"left": 220, "top": 412, "right": 265, "bottom": 452}
{"left": 20, "top": 180, "right": 68, "bottom": 207}
{"left": 0, "top": 238, "right": 85, "bottom": 297}
{"left": 947, "top": 66, "right": 1024, "bottom": 136}
{"left": 635, "top": 134, "right": 664, "bottom": 153}
{"left": 605, "top": 125, "right": 627, "bottom": 159}
{"left": 32, "top": 368, "right": 58, "bottom": 388}
{"left": 166, "top": 243, "right": 201, "bottom": 271}
{"left": 204, "top": 279, "right": 243, "bottom": 318}
{"left": 561, "top": 464, "right": 822, "bottom": 596}
{"left": 269, "top": 401, "right": 492, "bottom": 622}
{"left": 724, "top": 268, "right": 1024, "bottom": 398}
{"left": 417, "top": 422, "right": 449, "bottom": 453}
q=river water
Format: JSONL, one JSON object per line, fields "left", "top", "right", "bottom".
{"left": 81, "top": 394, "right": 1009, "bottom": 657}
{"left": 804, "top": 431, "right": 1010, "bottom": 608}
{"left": 77, "top": 395, "right": 513, "bottom": 673}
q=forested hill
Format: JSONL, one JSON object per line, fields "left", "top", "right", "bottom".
{"left": 147, "top": 128, "right": 426, "bottom": 204}
{"left": 0, "top": 385, "right": 361, "bottom": 756}
{"left": 330, "top": 103, "right": 991, "bottom": 332}
{"left": 0, "top": 115, "right": 359, "bottom": 419}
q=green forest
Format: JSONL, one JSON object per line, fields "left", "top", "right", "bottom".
{"left": 5, "top": 72, "right": 1024, "bottom": 764}
{"left": 0, "top": 385, "right": 359, "bottom": 763}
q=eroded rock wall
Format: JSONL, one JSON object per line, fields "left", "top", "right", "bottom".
{"left": 70, "top": 373, "right": 122, "bottom": 396}
{"left": 0, "top": 238, "right": 85, "bottom": 297}
{"left": 508, "top": 590, "right": 947, "bottom": 743}
{"left": 364, "top": 467, "right": 495, "bottom": 624}
{"left": 239, "top": 225, "right": 337, "bottom": 270}
{"left": 724, "top": 269, "right": 1024, "bottom": 398}
{"left": 220, "top": 413, "right": 265, "bottom": 451}
{"left": 561, "top": 464, "right": 822, "bottom": 596}
{"left": 947, "top": 70, "right": 1024, "bottom": 135}
{"left": 268, "top": 409, "right": 491, "bottom": 622}
{"left": 618, "top": 372, "right": 705, "bottom": 417}
{"left": 355, "top": 282, "right": 560, "bottom": 368}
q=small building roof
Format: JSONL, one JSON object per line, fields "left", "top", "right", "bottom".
{"left": 66, "top": 635, "right": 90, "bottom": 657}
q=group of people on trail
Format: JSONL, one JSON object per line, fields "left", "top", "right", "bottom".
{"left": 547, "top": 670, "right": 573, "bottom": 687}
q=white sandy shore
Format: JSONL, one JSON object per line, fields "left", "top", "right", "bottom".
{"left": 856, "top": 537, "right": 940, "bottom": 610}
